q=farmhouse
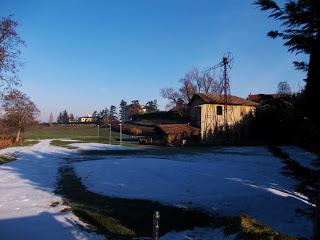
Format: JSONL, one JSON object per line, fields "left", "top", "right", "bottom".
{"left": 188, "top": 93, "right": 258, "bottom": 139}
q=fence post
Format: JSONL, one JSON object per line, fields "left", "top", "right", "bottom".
{"left": 153, "top": 211, "right": 160, "bottom": 240}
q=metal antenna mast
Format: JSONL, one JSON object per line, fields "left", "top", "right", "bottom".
{"left": 206, "top": 52, "right": 234, "bottom": 130}
{"left": 223, "top": 57, "right": 228, "bottom": 130}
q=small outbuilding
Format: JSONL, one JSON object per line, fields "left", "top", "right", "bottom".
{"left": 188, "top": 93, "right": 258, "bottom": 139}
{"left": 154, "top": 124, "right": 200, "bottom": 145}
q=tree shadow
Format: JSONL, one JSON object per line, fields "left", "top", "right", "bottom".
{"left": 0, "top": 212, "right": 86, "bottom": 240}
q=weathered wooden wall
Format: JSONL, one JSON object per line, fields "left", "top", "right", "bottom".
{"left": 199, "top": 104, "right": 255, "bottom": 139}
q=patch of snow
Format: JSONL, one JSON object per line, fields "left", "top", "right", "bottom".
{"left": 51, "top": 139, "right": 81, "bottom": 142}
{"left": 69, "top": 142, "right": 134, "bottom": 151}
{"left": 0, "top": 140, "right": 105, "bottom": 240}
{"left": 73, "top": 146, "right": 313, "bottom": 238}
{"left": 0, "top": 141, "right": 314, "bottom": 239}
{"left": 160, "top": 228, "right": 235, "bottom": 240}
{"left": 280, "top": 146, "right": 319, "bottom": 169}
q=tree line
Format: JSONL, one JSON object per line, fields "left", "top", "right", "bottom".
{"left": 52, "top": 99, "right": 158, "bottom": 125}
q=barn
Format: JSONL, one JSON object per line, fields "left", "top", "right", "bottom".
{"left": 188, "top": 93, "right": 258, "bottom": 139}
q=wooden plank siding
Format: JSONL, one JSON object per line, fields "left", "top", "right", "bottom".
{"left": 188, "top": 93, "right": 258, "bottom": 140}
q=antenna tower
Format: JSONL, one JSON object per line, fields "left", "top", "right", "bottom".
{"left": 206, "top": 52, "right": 234, "bottom": 130}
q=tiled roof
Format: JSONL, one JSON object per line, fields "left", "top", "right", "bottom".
{"left": 190, "top": 93, "right": 259, "bottom": 106}
{"left": 247, "top": 94, "right": 282, "bottom": 103}
{"left": 157, "top": 124, "right": 200, "bottom": 135}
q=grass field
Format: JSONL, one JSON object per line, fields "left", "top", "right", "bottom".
{"left": 25, "top": 124, "right": 140, "bottom": 147}
{"left": 25, "top": 124, "right": 117, "bottom": 139}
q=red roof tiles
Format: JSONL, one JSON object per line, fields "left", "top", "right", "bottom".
{"left": 156, "top": 124, "right": 200, "bottom": 136}
{"left": 189, "top": 93, "right": 259, "bottom": 106}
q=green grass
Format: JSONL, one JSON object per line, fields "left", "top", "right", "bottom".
{"left": 50, "top": 140, "right": 80, "bottom": 149}
{"left": 0, "top": 154, "right": 16, "bottom": 164}
{"left": 214, "top": 214, "right": 296, "bottom": 240}
{"left": 12, "top": 140, "right": 40, "bottom": 147}
{"left": 25, "top": 124, "right": 141, "bottom": 148}
{"left": 0, "top": 140, "right": 40, "bottom": 150}
{"left": 25, "top": 125, "right": 116, "bottom": 139}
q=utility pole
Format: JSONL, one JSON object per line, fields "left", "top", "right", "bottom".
{"left": 153, "top": 211, "right": 160, "bottom": 240}
{"left": 119, "top": 122, "right": 122, "bottom": 145}
{"left": 223, "top": 57, "right": 229, "bottom": 131}
{"left": 108, "top": 124, "right": 112, "bottom": 145}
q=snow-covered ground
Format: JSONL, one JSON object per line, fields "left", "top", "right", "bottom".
{"left": 281, "top": 145, "right": 319, "bottom": 169}
{"left": 73, "top": 146, "right": 315, "bottom": 239}
{"left": 160, "top": 227, "right": 235, "bottom": 240}
{"left": 0, "top": 140, "right": 105, "bottom": 240}
{"left": 68, "top": 142, "right": 135, "bottom": 151}
{"left": 0, "top": 141, "right": 316, "bottom": 239}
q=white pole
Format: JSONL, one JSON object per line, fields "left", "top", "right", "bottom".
{"left": 108, "top": 124, "right": 112, "bottom": 145}
{"left": 119, "top": 123, "right": 122, "bottom": 145}
{"left": 97, "top": 125, "right": 100, "bottom": 137}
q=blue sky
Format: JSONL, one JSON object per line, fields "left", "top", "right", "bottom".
{"left": 1, "top": 0, "right": 307, "bottom": 121}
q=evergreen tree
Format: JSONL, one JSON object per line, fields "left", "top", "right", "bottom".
{"left": 57, "top": 112, "right": 63, "bottom": 124}
{"left": 110, "top": 105, "right": 118, "bottom": 121}
{"left": 119, "top": 100, "right": 128, "bottom": 121}
{"left": 97, "top": 108, "right": 109, "bottom": 125}
{"left": 255, "top": 0, "right": 320, "bottom": 123}
{"left": 127, "top": 100, "right": 143, "bottom": 119}
{"left": 62, "top": 110, "right": 69, "bottom": 124}
{"left": 145, "top": 100, "right": 158, "bottom": 113}
{"left": 255, "top": 2, "right": 320, "bottom": 238}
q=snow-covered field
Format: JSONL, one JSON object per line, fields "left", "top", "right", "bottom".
{"left": 73, "top": 146, "right": 315, "bottom": 239}
{"left": 0, "top": 140, "right": 105, "bottom": 240}
{"left": 0, "top": 140, "right": 317, "bottom": 239}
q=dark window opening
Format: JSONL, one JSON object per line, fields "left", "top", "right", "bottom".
{"left": 216, "top": 106, "right": 223, "bottom": 115}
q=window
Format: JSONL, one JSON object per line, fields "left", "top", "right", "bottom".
{"left": 216, "top": 106, "right": 223, "bottom": 115}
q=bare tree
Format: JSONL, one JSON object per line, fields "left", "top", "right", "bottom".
{"left": 277, "top": 81, "right": 291, "bottom": 95}
{"left": 2, "top": 89, "right": 39, "bottom": 142}
{"left": 182, "top": 68, "right": 219, "bottom": 94}
{"left": 201, "top": 71, "right": 219, "bottom": 93}
{"left": 179, "top": 78, "right": 197, "bottom": 102}
{"left": 160, "top": 87, "right": 182, "bottom": 108}
{"left": 0, "top": 17, "right": 25, "bottom": 94}
{"left": 161, "top": 68, "right": 219, "bottom": 111}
